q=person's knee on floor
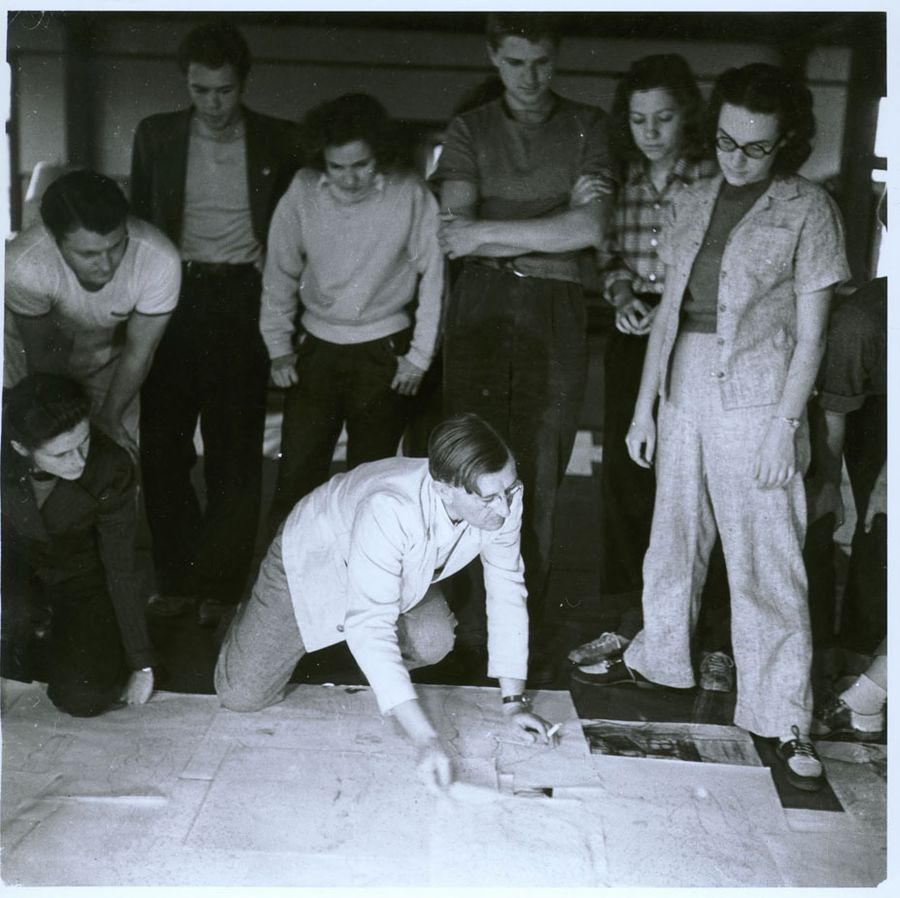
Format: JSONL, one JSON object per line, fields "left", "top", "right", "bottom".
{"left": 47, "top": 679, "right": 121, "bottom": 718}
{"left": 213, "top": 645, "right": 286, "bottom": 713}
{"left": 215, "top": 676, "right": 281, "bottom": 714}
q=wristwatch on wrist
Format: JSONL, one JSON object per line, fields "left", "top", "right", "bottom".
{"left": 502, "top": 693, "right": 530, "bottom": 707}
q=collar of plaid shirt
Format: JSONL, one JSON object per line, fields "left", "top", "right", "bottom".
{"left": 626, "top": 156, "right": 713, "bottom": 189}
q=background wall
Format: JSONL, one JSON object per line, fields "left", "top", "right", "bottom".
{"left": 5, "top": 10, "right": 886, "bottom": 278}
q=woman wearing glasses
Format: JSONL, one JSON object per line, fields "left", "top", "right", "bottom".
{"left": 569, "top": 55, "right": 733, "bottom": 691}
{"left": 597, "top": 64, "right": 849, "bottom": 791}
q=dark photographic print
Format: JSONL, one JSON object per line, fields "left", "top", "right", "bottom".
{"left": 1, "top": 6, "right": 888, "bottom": 889}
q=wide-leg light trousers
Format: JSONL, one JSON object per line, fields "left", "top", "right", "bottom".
{"left": 624, "top": 332, "right": 813, "bottom": 737}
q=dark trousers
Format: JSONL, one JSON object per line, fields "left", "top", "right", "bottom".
{"left": 140, "top": 263, "right": 269, "bottom": 604}
{"left": 443, "top": 264, "right": 587, "bottom": 643}
{"left": 1, "top": 556, "right": 127, "bottom": 717}
{"left": 600, "top": 328, "right": 656, "bottom": 596}
{"left": 807, "top": 395, "right": 887, "bottom": 657}
{"left": 601, "top": 327, "right": 731, "bottom": 652}
{"left": 267, "top": 331, "right": 413, "bottom": 531}
{"left": 840, "top": 395, "right": 887, "bottom": 652}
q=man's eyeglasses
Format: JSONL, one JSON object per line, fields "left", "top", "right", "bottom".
{"left": 471, "top": 480, "right": 523, "bottom": 507}
{"left": 715, "top": 130, "right": 780, "bottom": 160}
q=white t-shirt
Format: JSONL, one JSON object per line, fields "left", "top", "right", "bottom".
{"left": 4, "top": 216, "right": 181, "bottom": 386}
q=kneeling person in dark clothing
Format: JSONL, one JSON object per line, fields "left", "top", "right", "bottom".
{"left": 1, "top": 374, "right": 155, "bottom": 716}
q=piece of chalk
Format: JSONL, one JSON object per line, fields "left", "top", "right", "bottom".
{"left": 547, "top": 723, "right": 562, "bottom": 739}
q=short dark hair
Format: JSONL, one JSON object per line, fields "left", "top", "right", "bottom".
{"left": 40, "top": 170, "right": 129, "bottom": 242}
{"left": 301, "top": 93, "right": 398, "bottom": 173}
{"left": 610, "top": 54, "right": 708, "bottom": 168}
{"left": 428, "top": 413, "right": 513, "bottom": 494}
{"left": 708, "top": 63, "right": 815, "bottom": 176}
{"left": 485, "top": 12, "right": 561, "bottom": 50}
{"left": 177, "top": 20, "right": 252, "bottom": 82}
{"left": 3, "top": 374, "right": 91, "bottom": 452}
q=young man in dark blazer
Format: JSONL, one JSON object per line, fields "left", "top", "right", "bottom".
{"left": 130, "top": 20, "right": 302, "bottom": 627}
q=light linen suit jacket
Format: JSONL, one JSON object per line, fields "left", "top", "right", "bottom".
{"left": 280, "top": 457, "right": 529, "bottom": 712}
{"left": 654, "top": 173, "right": 849, "bottom": 410}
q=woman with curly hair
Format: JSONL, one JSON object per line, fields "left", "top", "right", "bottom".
{"left": 592, "top": 64, "right": 850, "bottom": 792}
{"left": 260, "top": 93, "right": 444, "bottom": 531}
{"left": 571, "top": 56, "right": 732, "bottom": 691}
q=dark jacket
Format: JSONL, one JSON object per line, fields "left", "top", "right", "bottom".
{"left": 1, "top": 428, "right": 154, "bottom": 669}
{"left": 129, "top": 105, "right": 303, "bottom": 247}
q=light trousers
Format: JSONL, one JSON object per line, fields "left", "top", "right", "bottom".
{"left": 215, "top": 528, "right": 456, "bottom": 713}
{"left": 624, "top": 332, "right": 814, "bottom": 737}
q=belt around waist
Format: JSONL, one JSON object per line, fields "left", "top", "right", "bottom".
{"left": 468, "top": 258, "right": 581, "bottom": 283}
{"left": 471, "top": 257, "right": 531, "bottom": 278}
{"left": 183, "top": 260, "right": 258, "bottom": 278}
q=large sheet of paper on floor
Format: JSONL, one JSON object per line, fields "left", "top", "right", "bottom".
{"left": 1, "top": 680, "right": 599, "bottom": 887}
{"left": 0, "top": 679, "right": 886, "bottom": 887}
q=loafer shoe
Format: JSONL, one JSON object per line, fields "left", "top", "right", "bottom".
{"left": 567, "top": 632, "right": 631, "bottom": 665}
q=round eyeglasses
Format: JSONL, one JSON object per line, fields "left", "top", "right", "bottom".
{"left": 472, "top": 480, "right": 523, "bottom": 507}
{"left": 715, "top": 132, "right": 780, "bottom": 160}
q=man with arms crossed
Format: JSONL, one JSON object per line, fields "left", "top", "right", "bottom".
{"left": 216, "top": 413, "right": 555, "bottom": 789}
{"left": 434, "top": 12, "right": 614, "bottom": 677}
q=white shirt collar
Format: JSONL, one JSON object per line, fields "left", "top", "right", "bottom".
{"left": 317, "top": 171, "right": 385, "bottom": 203}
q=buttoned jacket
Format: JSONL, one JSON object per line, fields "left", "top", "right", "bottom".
{"left": 130, "top": 106, "right": 302, "bottom": 247}
{"left": 654, "top": 173, "right": 849, "bottom": 409}
{"left": 280, "top": 457, "right": 529, "bottom": 712}
{"left": 0, "top": 428, "right": 154, "bottom": 668}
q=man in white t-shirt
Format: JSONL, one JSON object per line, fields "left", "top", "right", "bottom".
{"left": 4, "top": 170, "right": 181, "bottom": 453}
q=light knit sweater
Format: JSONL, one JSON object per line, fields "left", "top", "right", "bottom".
{"left": 260, "top": 169, "right": 443, "bottom": 371}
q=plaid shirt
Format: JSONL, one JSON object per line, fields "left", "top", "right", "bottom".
{"left": 599, "top": 157, "right": 716, "bottom": 303}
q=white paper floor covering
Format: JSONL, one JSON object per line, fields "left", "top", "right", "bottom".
{"left": 0, "top": 679, "right": 886, "bottom": 887}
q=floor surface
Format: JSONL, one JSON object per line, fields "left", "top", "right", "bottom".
{"left": 0, "top": 679, "right": 886, "bottom": 888}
